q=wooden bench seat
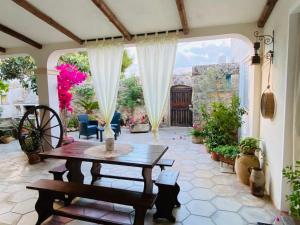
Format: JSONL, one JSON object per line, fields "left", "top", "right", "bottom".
{"left": 154, "top": 170, "right": 180, "bottom": 222}
{"left": 49, "top": 158, "right": 175, "bottom": 182}
{"left": 156, "top": 159, "right": 175, "bottom": 170}
{"left": 27, "top": 179, "right": 156, "bottom": 225}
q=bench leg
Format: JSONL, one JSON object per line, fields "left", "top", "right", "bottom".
{"left": 173, "top": 183, "right": 181, "bottom": 207}
{"left": 91, "top": 162, "right": 102, "bottom": 184}
{"left": 133, "top": 207, "right": 147, "bottom": 225}
{"left": 35, "top": 190, "right": 54, "bottom": 225}
{"left": 154, "top": 186, "right": 176, "bottom": 223}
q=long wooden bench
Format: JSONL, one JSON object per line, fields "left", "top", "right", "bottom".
{"left": 153, "top": 170, "right": 180, "bottom": 222}
{"left": 27, "top": 179, "right": 156, "bottom": 225}
{"left": 49, "top": 158, "right": 175, "bottom": 182}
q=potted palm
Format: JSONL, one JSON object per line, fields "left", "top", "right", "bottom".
{"left": 235, "top": 137, "right": 260, "bottom": 185}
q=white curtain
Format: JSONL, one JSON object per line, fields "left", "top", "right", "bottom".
{"left": 137, "top": 37, "right": 177, "bottom": 141}
{"left": 87, "top": 43, "right": 124, "bottom": 138}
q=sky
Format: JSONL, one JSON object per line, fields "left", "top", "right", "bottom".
{"left": 124, "top": 38, "right": 234, "bottom": 76}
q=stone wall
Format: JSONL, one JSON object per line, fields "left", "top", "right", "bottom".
{"left": 169, "top": 63, "right": 239, "bottom": 125}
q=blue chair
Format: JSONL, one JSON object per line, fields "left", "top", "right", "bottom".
{"left": 77, "top": 114, "right": 99, "bottom": 139}
{"left": 111, "top": 111, "right": 121, "bottom": 136}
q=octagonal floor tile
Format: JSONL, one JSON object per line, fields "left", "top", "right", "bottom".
{"left": 183, "top": 215, "right": 215, "bottom": 225}
{"left": 0, "top": 201, "right": 15, "bottom": 214}
{"left": 212, "top": 175, "right": 236, "bottom": 185}
{"left": 193, "top": 170, "right": 214, "bottom": 178}
{"left": 190, "top": 178, "right": 215, "bottom": 188}
{"left": 173, "top": 205, "right": 190, "bottom": 222}
{"left": 213, "top": 211, "right": 247, "bottom": 225}
{"left": 211, "top": 197, "right": 242, "bottom": 212}
{"left": 239, "top": 206, "right": 275, "bottom": 224}
{"left": 186, "top": 200, "right": 216, "bottom": 216}
{"left": 236, "top": 194, "right": 266, "bottom": 207}
{"left": 178, "top": 192, "right": 193, "bottom": 205}
{"left": 178, "top": 181, "right": 194, "bottom": 192}
{"left": 12, "top": 198, "right": 36, "bottom": 214}
{"left": 212, "top": 185, "right": 238, "bottom": 197}
{"left": 0, "top": 212, "right": 21, "bottom": 225}
{"left": 189, "top": 187, "right": 215, "bottom": 200}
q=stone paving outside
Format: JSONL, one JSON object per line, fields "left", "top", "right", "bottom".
{"left": 0, "top": 127, "right": 278, "bottom": 225}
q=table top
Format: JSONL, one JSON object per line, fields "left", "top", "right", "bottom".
{"left": 39, "top": 141, "right": 168, "bottom": 168}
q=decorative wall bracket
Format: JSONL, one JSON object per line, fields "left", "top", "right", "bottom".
{"left": 254, "top": 30, "right": 275, "bottom": 63}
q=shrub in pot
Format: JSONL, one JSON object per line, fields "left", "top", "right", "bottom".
{"left": 213, "top": 145, "right": 240, "bottom": 164}
{"left": 200, "top": 95, "right": 245, "bottom": 153}
{"left": 235, "top": 137, "right": 260, "bottom": 185}
{"left": 190, "top": 124, "right": 205, "bottom": 144}
{"left": 20, "top": 129, "right": 42, "bottom": 164}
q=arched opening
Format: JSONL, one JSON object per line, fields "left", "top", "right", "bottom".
{"left": 170, "top": 85, "right": 193, "bottom": 127}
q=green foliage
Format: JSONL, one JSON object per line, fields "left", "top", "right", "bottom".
{"left": 201, "top": 95, "right": 246, "bottom": 150}
{"left": 239, "top": 137, "right": 260, "bottom": 155}
{"left": 0, "top": 80, "right": 9, "bottom": 95}
{"left": 118, "top": 76, "right": 144, "bottom": 111}
{"left": 283, "top": 161, "right": 300, "bottom": 218}
{"left": 0, "top": 56, "right": 38, "bottom": 94}
{"left": 21, "top": 129, "right": 41, "bottom": 153}
{"left": 67, "top": 115, "right": 79, "bottom": 128}
{"left": 72, "top": 83, "right": 95, "bottom": 100}
{"left": 213, "top": 145, "right": 240, "bottom": 159}
{"left": 75, "top": 99, "right": 99, "bottom": 114}
{"left": 58, "top": 52, "right": 90, "bottom": 73}
{"left": 121, "top": 50, "right": 133, "bottom": 77}
{"left": 189, "top": 125, "right": 205, "bottom": 137}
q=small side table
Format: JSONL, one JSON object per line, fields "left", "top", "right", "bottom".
{"left": 98, "top": 127, "right": 117, "bottom": 142}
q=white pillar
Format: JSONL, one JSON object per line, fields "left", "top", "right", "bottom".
{"left": 36, "top": 68, "right": 59, "bottom": 113}
{"left": 248, "top": 64, "right": 262, "bottom": 138}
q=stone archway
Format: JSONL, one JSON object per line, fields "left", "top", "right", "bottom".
{"left": 170, "top": 85, "right": 193, "bottom": 127}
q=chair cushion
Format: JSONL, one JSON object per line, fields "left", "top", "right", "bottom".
{"left": 88, "top": 125, "right": 98, "bottom": 129}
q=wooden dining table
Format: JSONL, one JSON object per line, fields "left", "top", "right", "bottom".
{"left": 39, "top": 141, "right": 168, "bottom": 194}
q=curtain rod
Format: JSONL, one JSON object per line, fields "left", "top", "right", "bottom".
{"left": 85, "top": 29, "right": 184, "bottom": 42}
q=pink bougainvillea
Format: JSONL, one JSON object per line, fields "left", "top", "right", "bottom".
{"left": 56, "top": 64, "right": 87, "bottom": 112}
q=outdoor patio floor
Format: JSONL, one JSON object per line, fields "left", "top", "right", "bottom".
{"left": 0, "top": 127, "right": 278, "bottom": 225}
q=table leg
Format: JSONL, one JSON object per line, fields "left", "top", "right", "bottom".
{"left": 142, "top": 167, "right": 153, "bottom": 194}
{"left": 99, "top": 131, "right": 103, "bottom": 142}
{"left": 65, "top": 160, "right": 84, "bottom": 184}
{"left": 90, "top": 162, "right": 102, "bottom": 184}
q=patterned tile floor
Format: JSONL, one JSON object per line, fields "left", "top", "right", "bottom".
{"left": 0, "top": 127, "right": 278, "bottom": 225}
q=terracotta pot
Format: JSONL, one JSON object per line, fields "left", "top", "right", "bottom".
{"left": 27, "top": 152, "right": 41, "bottom": 164}
{"left": 219, "top": 155, "right": 235, "bottom": 166}
{"left": 235, "top": 154, "right": 260, "bottom": 185}
{"left": 211, "top": 152, "right": 220, "bottom": 161}
{"left": 192, "top": 136, "right": 204, "bottom": 144}
{"left": 249, "top": 167, "right": 265, "bottom": 197}
{"left": 0, "top": 135, "right": 14, "bottom": 144}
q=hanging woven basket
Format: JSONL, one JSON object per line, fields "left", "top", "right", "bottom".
{"left": 261, "top": 87, "right": 275, "bottom": 119}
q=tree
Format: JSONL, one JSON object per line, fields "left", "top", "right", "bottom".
{"left": 0, "top": 56, "right": 38, "bottom": 94}
{"left": 121, "top": 50, "right": 133, "bottom": 76}
{"left": 58, "top": 52, "right": 90, "bottom": 73}
{"left": 118, "top": 76, "right": 144, "bottom": 112}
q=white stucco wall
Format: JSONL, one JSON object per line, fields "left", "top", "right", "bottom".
{"left": 260, "top": 0, "right": 300, "bottom": 210}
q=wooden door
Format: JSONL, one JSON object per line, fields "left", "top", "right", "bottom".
{"left": 170, "top": 85, "right": 193, "bottom": 126}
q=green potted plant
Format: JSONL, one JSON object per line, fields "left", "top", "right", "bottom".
{"left": 283, "top": 161, "right": 300, "bottom": 221}
{"left": 235, "top": 137, "right": 260, "bottom": 185}
{"left": 213, "top": 145, "right": 240, "bottom": 165}
{"left": 190, "top": 124, "right": 205, "bottom": 144}
{"left": 200, "top": 95, "right": 245, "bottom": 152}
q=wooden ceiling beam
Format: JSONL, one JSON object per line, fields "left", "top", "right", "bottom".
{"left": 0, "top": 24, "right": 42, "bottom": 49}
{"left": 12, "top": 0, "right": 83, "bottom": 44}
{"left": 91, "top": 0, "right": 132, "bottom": 41}
{"left": 257, "top": 0, "right": 278, "bottom": 28}
{"left": 0, "top": 47, "right": 6, "bottom": 53}
{"left": 176, "top": 0, "right": 189, "bottom": 35}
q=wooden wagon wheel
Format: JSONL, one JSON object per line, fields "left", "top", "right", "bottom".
{"left": 18, "top": 105, "right": 63, "bottom": 153}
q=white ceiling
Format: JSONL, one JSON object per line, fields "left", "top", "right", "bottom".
{"left": 0, "top": 0, "right": 266, "bottom": 49}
